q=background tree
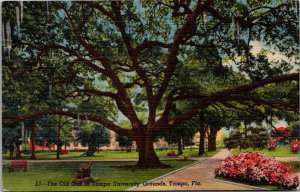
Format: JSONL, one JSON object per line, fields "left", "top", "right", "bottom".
{"left": 162, "top": 120, "right": 198, "bottom": 155}
{"left": 160, "top": 104, "right": 198, "bottom": 155}
{"left": 116, "top": 134, "right": 133, "bottom": 152}
{"left": 2, "top": 1, "right": 299, "bottom": 168}
{"left": 202, "top": 109, "right": 229, "bottom": 152}
{"left": 36, "top": 116, "right": 57, "bottom": 147}
{"left": 2, "top": 125, "right": 22, "bottom": 159}
{"left": 55, "top": 116, "right": 76, "bottom": 159}
{"left": 76, "top": 123, "right": 110, "bottom": 156}
{"left": 290, "top": 122, "right": 299, "bottom": 139}
{"left": 60, "top": 118, "right": 76, "bottom": 151}
{"left": 224, "top": 124, "right": 269, "bottom": 150}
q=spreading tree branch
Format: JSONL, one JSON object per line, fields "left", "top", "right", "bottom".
{"left": 159, "top": 73, "right": 299, "bottom": 129}
{"left": 66, "top": 89, "right": 117, "bottom": 100}
{"left": 3, "top": 110, "right": 130, "bottom": 136}
{"left": 155, "top": 0, "right": 214, "bottom": 107}
{"left": 60, "top": 3, "right": 142, "bottom": 126}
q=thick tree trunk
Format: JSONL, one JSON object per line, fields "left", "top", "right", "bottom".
{"left": 211, "top": 131, "right": 218, "bottom": 151}
{"left": 135, "top": 134, "right": 169, "bottom": 168}
{"left": 208, "top": 137, "right": 213, "bottom": 152}
{"left": 177, "top": 137, "right": 183, "bottom": 155}
{"left": 212, "top": 135, "right": 217, "bottom": 151}
{"left": 15, "top": 144, "right": 22, "bottom": 159}
{"left": 30, "top": 120, "right": 37, "bottom": 160}
{"left": 208, "top": 131, "right": 217, "bottom": 152}
{"left": 9, "top": 145, "right": 14, "bottom": 160}
{"left": 198, "top": 127, "right": 205, "bottom": 156}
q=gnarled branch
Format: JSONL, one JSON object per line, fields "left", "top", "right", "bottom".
{"left": 161, "top": 73, "right": 299, "bottom": 128}
{"left": 3, "top": 109, "right": 130, "bottom": 136}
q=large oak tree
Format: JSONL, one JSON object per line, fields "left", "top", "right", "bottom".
{"left": 2, "top": 0, "right": 299, "bottom": 167}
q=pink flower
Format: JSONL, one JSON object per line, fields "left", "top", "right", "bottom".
{"left": 215, "top": 152, "right": 299, "bottom": 189}
{"left": 290, "top": 140, "right": 300, "bottom": 153}
{"left": 267, "top": 140, "right": 277, "bottom": 150}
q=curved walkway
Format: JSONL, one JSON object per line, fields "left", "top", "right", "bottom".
{"left": 129, "top": 149, "right": 256, "bottom": 191}
{"left": 275, "top": 156, "right": 300, "bottom": 162}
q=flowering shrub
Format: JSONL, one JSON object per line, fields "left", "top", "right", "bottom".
{"left": 289, "top": 140, "right": 300, "bottom": 154}
{"left": 215, "top": 152, "right": 299, "bottom": 189}
{"left": 167, "top": 150, "right": 176, "bottom": 156}
{"left": 267, "top": 139, "right": 277, "bottom": 151}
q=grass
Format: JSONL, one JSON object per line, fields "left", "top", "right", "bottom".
{"left": 2, "top": 160, "right": 195, "bottom": 191}
{"left": 280, "top": 161, "right": 300, "bottom": 172}
{"left": 161, "top": 148, "right": 221, "bottom": 158}
{"left": 2, "top": 148, "right": 221, "bottom": 160}
{"left": 231, "top": 146, "right": 300, "bottom": 157}
{"left": 215, "top": 176, "right": 279, "bottom": 190}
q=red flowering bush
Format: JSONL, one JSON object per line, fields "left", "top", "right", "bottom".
{"left": 289, "top": 140, "right": 300, "bottom": 154}
{"left": 215, "top": 152, "right": 299, "bottom": 189}
{"left": 267, "top": 139, "right": 277, "bottom": 151}
{"left": 167, "top": 150, "right": 176, "bottom": 156}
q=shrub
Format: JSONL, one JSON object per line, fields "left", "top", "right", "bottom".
{"left": 178, "top": 154, "right": 190, "bottom": 161}
{"left": 215, "top": 152, "right": 299, "bottom": 189}
{"left": 224, "top": 126, "right": 269, "bottom": 150}
{"left": 289, "top": 140, "right": 300, "bottom": 154}
{"left": 167, "top": 150, "right": 176, "bottom": 156}
{"left": 267, "top": 139, "right": 277, "bottom": 151}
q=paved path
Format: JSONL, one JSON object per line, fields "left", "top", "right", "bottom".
{"left": 275, "top": 156, "right": 299, "bottom": 162}
{"left": 130, "top": 149, "right": 256, "bottom": 191}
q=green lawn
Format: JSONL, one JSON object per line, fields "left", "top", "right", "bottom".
{"left": 3, "top": 160, "right": 195, "bottom": 191}
{"left": 231, "top": 146, "right": 300, "bottom": 157}
{"left": 3, "top": 148, "right": 220, "bottom": 160}
{"left": 280, "top": 161, "right": 300, "bottom": 172}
